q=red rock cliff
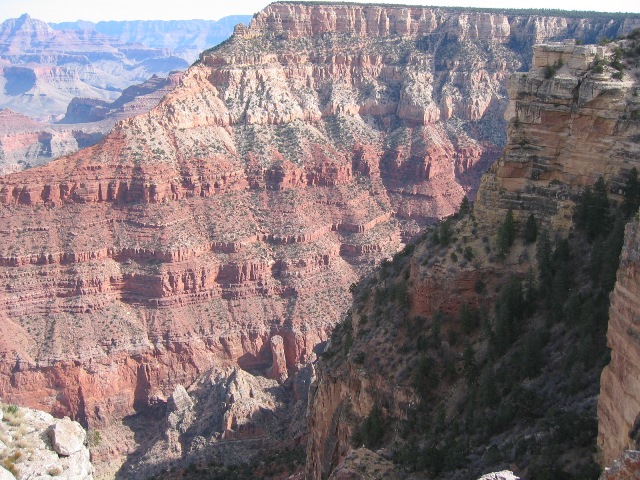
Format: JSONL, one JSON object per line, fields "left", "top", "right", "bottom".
{"left": 0, "top": 3, "right": 637, "bottom": 475}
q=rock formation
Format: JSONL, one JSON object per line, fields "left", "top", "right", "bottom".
{"left": 305, "top": 33, "right": 640, "bottom": 480}
{"left": 475, "top": 41, "right": 640, "bottom": 232}
{"left": 600, "top": 450, "right": 640, "bottom": 479}
{"left": 478, "top": 473, "right": 520, "bottom": 480}
{"left": 109, "top": 365, "right": 309, "bottom": 479}
{"left": 269, "top": 335, "right": 289, "bottom": 383}
{"left": 0, "top": 2, "right": 638, "bottom": 477}
{"left": 0, "top": 402, "right": 94, "bottom": 479}
{"left": 599, "top": 216, "right": 640, "bottom": 465}
{"left": 0, "top": 73, "right": 184, "bottom": 175}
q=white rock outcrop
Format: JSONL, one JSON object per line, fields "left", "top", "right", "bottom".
{"left": 477, "top": 471, "right": 520, "bottom": 480}
{"left": 0, "top": 404, "right": 93, "bottom": 480}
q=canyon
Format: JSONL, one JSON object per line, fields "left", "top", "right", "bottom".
{"left": 50, "top": 17, "right": 254, "bottom": 64}
{"left": 0, "top": 2, "right": 639, "bottom": 478}
{"left": 0, "top": 12, "right": 208, "bottom": 176}
{"left": 0, "top": 72, "right": 184, "bottom": 175}
{"left": 0, "top": 14, "right": 191, "bottom": 120}
{"left": 307, "top": 34, "right": 640, "bottom": 480}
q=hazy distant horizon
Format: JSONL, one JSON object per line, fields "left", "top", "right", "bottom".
{"left": 1, "top": 0, "right": 639, "bottom": 23}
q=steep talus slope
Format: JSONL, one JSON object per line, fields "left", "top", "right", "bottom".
{"left": 306, "top": 38, "right": 640, "bottom": 480}
{"left": 0, "top": 3, "right": 638, "bottom": 477}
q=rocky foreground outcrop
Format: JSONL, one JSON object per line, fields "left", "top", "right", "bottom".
{"left": 0, "top": 403, "right": 93, "bottom": 479}
{"left": 0, "top": 2, "right": 639, "bottom": 476}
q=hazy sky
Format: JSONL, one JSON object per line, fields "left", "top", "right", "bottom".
{"left": 1, "top": 0, "right": 638, "bottom": 22}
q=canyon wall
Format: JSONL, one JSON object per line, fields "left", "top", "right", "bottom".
{"left": 475, "top": 41, "right": 640, "bottom": 232}
{"left": 0, "top": 2, "right": 638, "bottom": 476}
{"left": 599, "top": 215, "right": 640, "bottom": 466}
{"left": 306, "top": 36, "right": 640, "bottom": 479}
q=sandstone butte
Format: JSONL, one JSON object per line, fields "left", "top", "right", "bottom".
{"left": 0, "top": 2, "right": 639, "bottom": 477}
{"left": 305, "top": 40, "right": 640, "bottom": 479}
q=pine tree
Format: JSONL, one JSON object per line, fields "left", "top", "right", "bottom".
{"left": 601, "top": 215, "right": 626, "bottom": 292}
{"left": 623, "top": 167, "right": 640, "bottom": 218}
{"left": 576, "top": 177, "right": 611, "bottom": 240}
{"left": 536, "top": 230, "right": 553, "bottom": 293}
{"left": 463, "top": 342, "right": 477, "bottom": 385}
{"left": 497, "top": 209, "right": 516, "bottom": 260}
{"left": 460, "top": 303, "right": 475, "bottom": 335}
{"left": 459, "top": 196, "right": 471, "bottom": 216}
{"left": 524, "top": 213, "right": 538, "bottom": 243}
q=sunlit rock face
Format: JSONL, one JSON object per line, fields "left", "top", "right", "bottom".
{"left": 0, "top": 2, "right": 637, "bottom": 476}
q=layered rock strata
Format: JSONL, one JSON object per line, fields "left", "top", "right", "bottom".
{"left": 306, "top": 35, "right": 640, "bottom": 480}
{"left": 0, "top": 2, "right": 638, "bottom": 476}
{"left": 475, "top": 41, "right": 640, "bottom": 232}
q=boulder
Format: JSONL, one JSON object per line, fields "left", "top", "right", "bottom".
{"left": 48, "top": 417, "right": 86, "bottom": 456}
{"left": 168, "top": 385, "right": 194, "bottom": 412}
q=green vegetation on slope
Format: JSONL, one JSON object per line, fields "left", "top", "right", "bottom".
{"left": 321, "top": 173, "right": 639, "bottom": 479}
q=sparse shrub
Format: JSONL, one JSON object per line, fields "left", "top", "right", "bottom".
{"left": 87, "top": 429, "right": 102, "bottom": 448}
{"left": 544, "top": 58, "right": 563, "bottom": 79}
{"left": 463, "top": 246, "right": 474, "bottom": 261}
{"left": 352, "top": 403, "right": 385, "bottom": 449}
{"left": 48, "top": 466, "right": 64, "bottom": 476}
{"left": 3, "top": 406, "right": 24, "bottom": 427}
